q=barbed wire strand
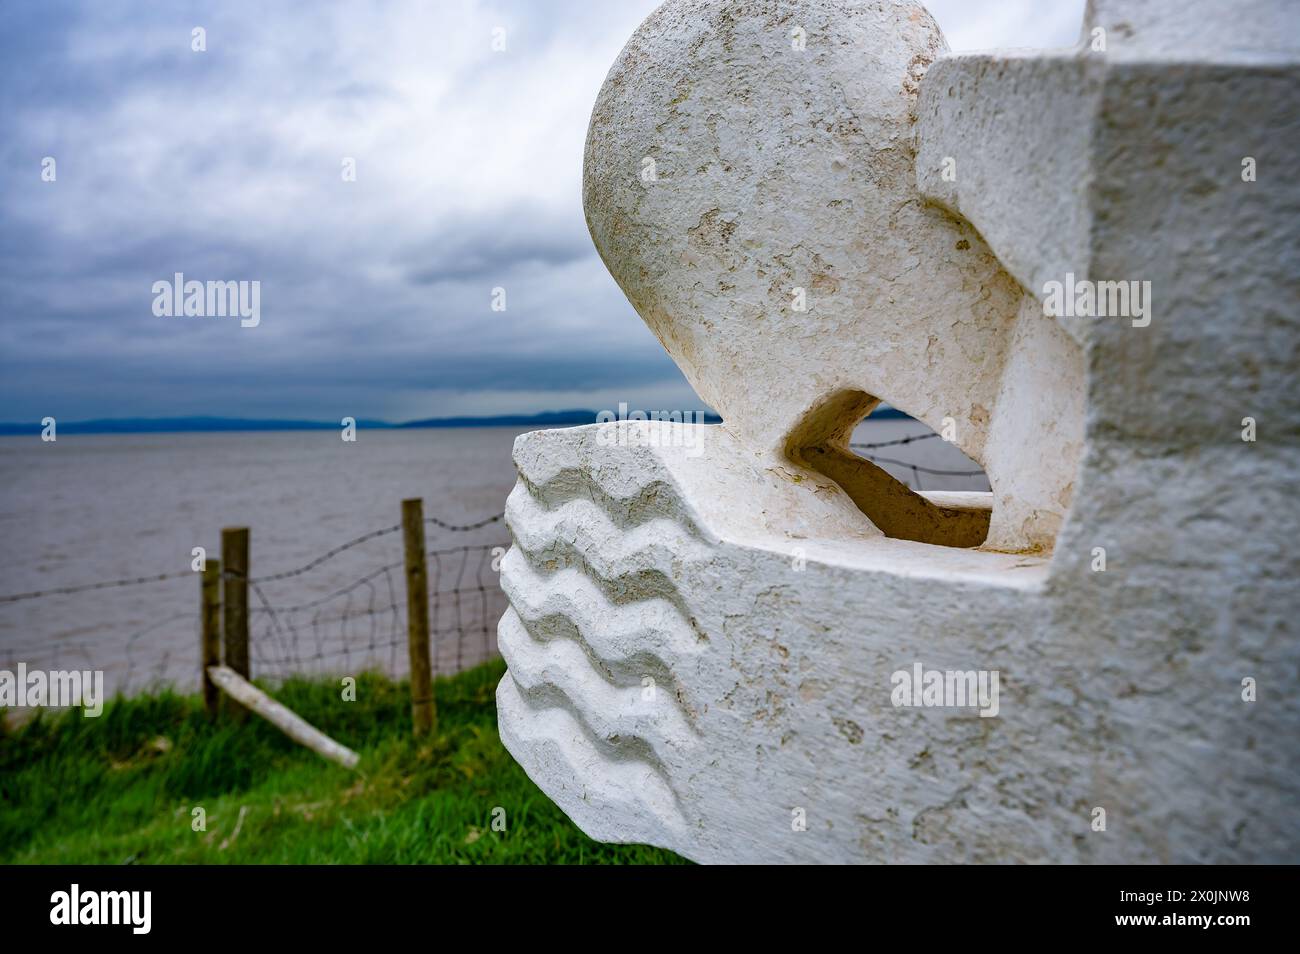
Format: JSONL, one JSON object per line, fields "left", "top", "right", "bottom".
{"left": 3, "top": 435, "right": 989, "bottom": 687}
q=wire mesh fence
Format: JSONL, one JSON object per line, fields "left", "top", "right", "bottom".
{"left": 245, "top": 539, "right": 507, "bottom": 682}
{"left": 0, "top": 514, "right": 509, "bottom": 698}
{"left": 0, "top": 429, "right": 985, "bottom": 698}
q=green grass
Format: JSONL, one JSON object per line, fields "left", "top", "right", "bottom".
{"left": 0, "top": 660, "right": 687, "bottom": 864}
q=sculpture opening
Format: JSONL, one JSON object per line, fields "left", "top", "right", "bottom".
{"left": 785, "top": 390, "right": 992, "bottom": 548}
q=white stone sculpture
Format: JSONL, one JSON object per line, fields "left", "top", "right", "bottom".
{"left": 496, "top": 0, "right": 1300, "bottom": 863}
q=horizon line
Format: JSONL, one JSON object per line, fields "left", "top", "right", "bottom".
{"left": 0, "top": 408, "right": 747, "bottom": 436}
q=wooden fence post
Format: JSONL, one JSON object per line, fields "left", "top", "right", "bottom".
{"left": 222, "top": 527, "right": 250, "bottom": 720}
{"left": 402, "top": 498, "right": 435, "bottom": 738}
{"left": 201, "top": 558, "right": 222, "bottom": 718}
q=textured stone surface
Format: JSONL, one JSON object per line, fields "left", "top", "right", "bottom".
{"left": 496, "top": 0, "right": 1300, "bottom": 863}
{"left": 583, "top": 0, "right": 1082, "bottom": 553}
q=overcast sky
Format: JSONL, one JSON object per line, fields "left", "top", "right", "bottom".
{"left": 0, "top": 0, "right": 1084, "bottom": 423}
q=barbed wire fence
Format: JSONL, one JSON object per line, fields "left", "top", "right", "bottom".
{"left": 244, "top": 536, "right": 508, "bottom": 683}
{"left": 847, "top": 430, "right": 990, "bottom": 492}
{"left": 0, "top": 429, "right": 986, "bottom": 700}
{"left": 0, "top": 513, "right": 510, "bottom": 699}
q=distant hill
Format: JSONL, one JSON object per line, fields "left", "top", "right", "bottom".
{"left": 398, "top": 410, "right": 614, "bottom": 429}
{"left": 0, "top": 407, "right": 923, "bottom": 436}
{"left": 0, "top": 409, "right": 732, "bottom": 435}
{"left": 0, "top": 416, "right": 387, "bottom": 435}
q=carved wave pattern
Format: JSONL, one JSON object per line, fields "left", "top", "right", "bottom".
{"left": 496, "top": 456, "right": 711, "bottom": 846}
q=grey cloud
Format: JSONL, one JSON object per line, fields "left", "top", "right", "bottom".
{"left": 0, "top": 0, "right": 1078, "bottom": 424}
{"left": 401, "top": 204, "right": 594, "bottom": 285}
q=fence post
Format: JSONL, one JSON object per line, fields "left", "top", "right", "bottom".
{"left": 201, "top": 558, "right": 222, "bottom": 718}
{"left": 402, "top": 498, "right": 435, "bottom": 738}
{"left": 222, "top": 527, "right": 250, "bottom": 720}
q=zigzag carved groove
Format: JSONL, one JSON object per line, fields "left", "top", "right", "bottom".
{"left": 500, "top": 550, "right": 704, "bottom": 726}
{"left": 499, "top": 608, "right": 698, "bottom": 757}
{"left": 496, "top": 675, "right": 688, "bottom": 843}
{"left": 514, "top": 461, "right": 708, "bottom": 541}
{"left": 498, "top": 452, "right": 710, "bottom": 844}
{"left": 504, "top": 514, "right": 709, "bottom": 645}
{"left": 506, "top": 481, "right": 707, "bottom": 576}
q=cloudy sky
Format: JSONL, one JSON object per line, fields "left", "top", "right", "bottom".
{"left": 0, "top": 0, "right": 1084, "bottom": 423}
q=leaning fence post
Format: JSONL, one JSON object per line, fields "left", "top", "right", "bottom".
{"left": 222, "top": 526, "right": 250, "bottom": 720}
{"left": 402, "top": 498, "right": 435, "bottom": 738}
{"left": 201, "top": 558, "right": 222, "bottom": 718}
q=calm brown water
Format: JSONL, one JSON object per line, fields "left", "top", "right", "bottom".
{"left": 0, "top": 428, "right": 524, "bottom": 697}
{"left": 0, "top": 419, "right": 983, "bottom": 699}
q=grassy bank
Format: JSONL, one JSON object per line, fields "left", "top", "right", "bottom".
{"left": 0, "top": 659, "right": 686, "bottom": 864}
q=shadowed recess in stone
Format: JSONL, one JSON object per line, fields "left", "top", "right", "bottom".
{"left": 785, "top": 389, "right": 991, "bottom": 548}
